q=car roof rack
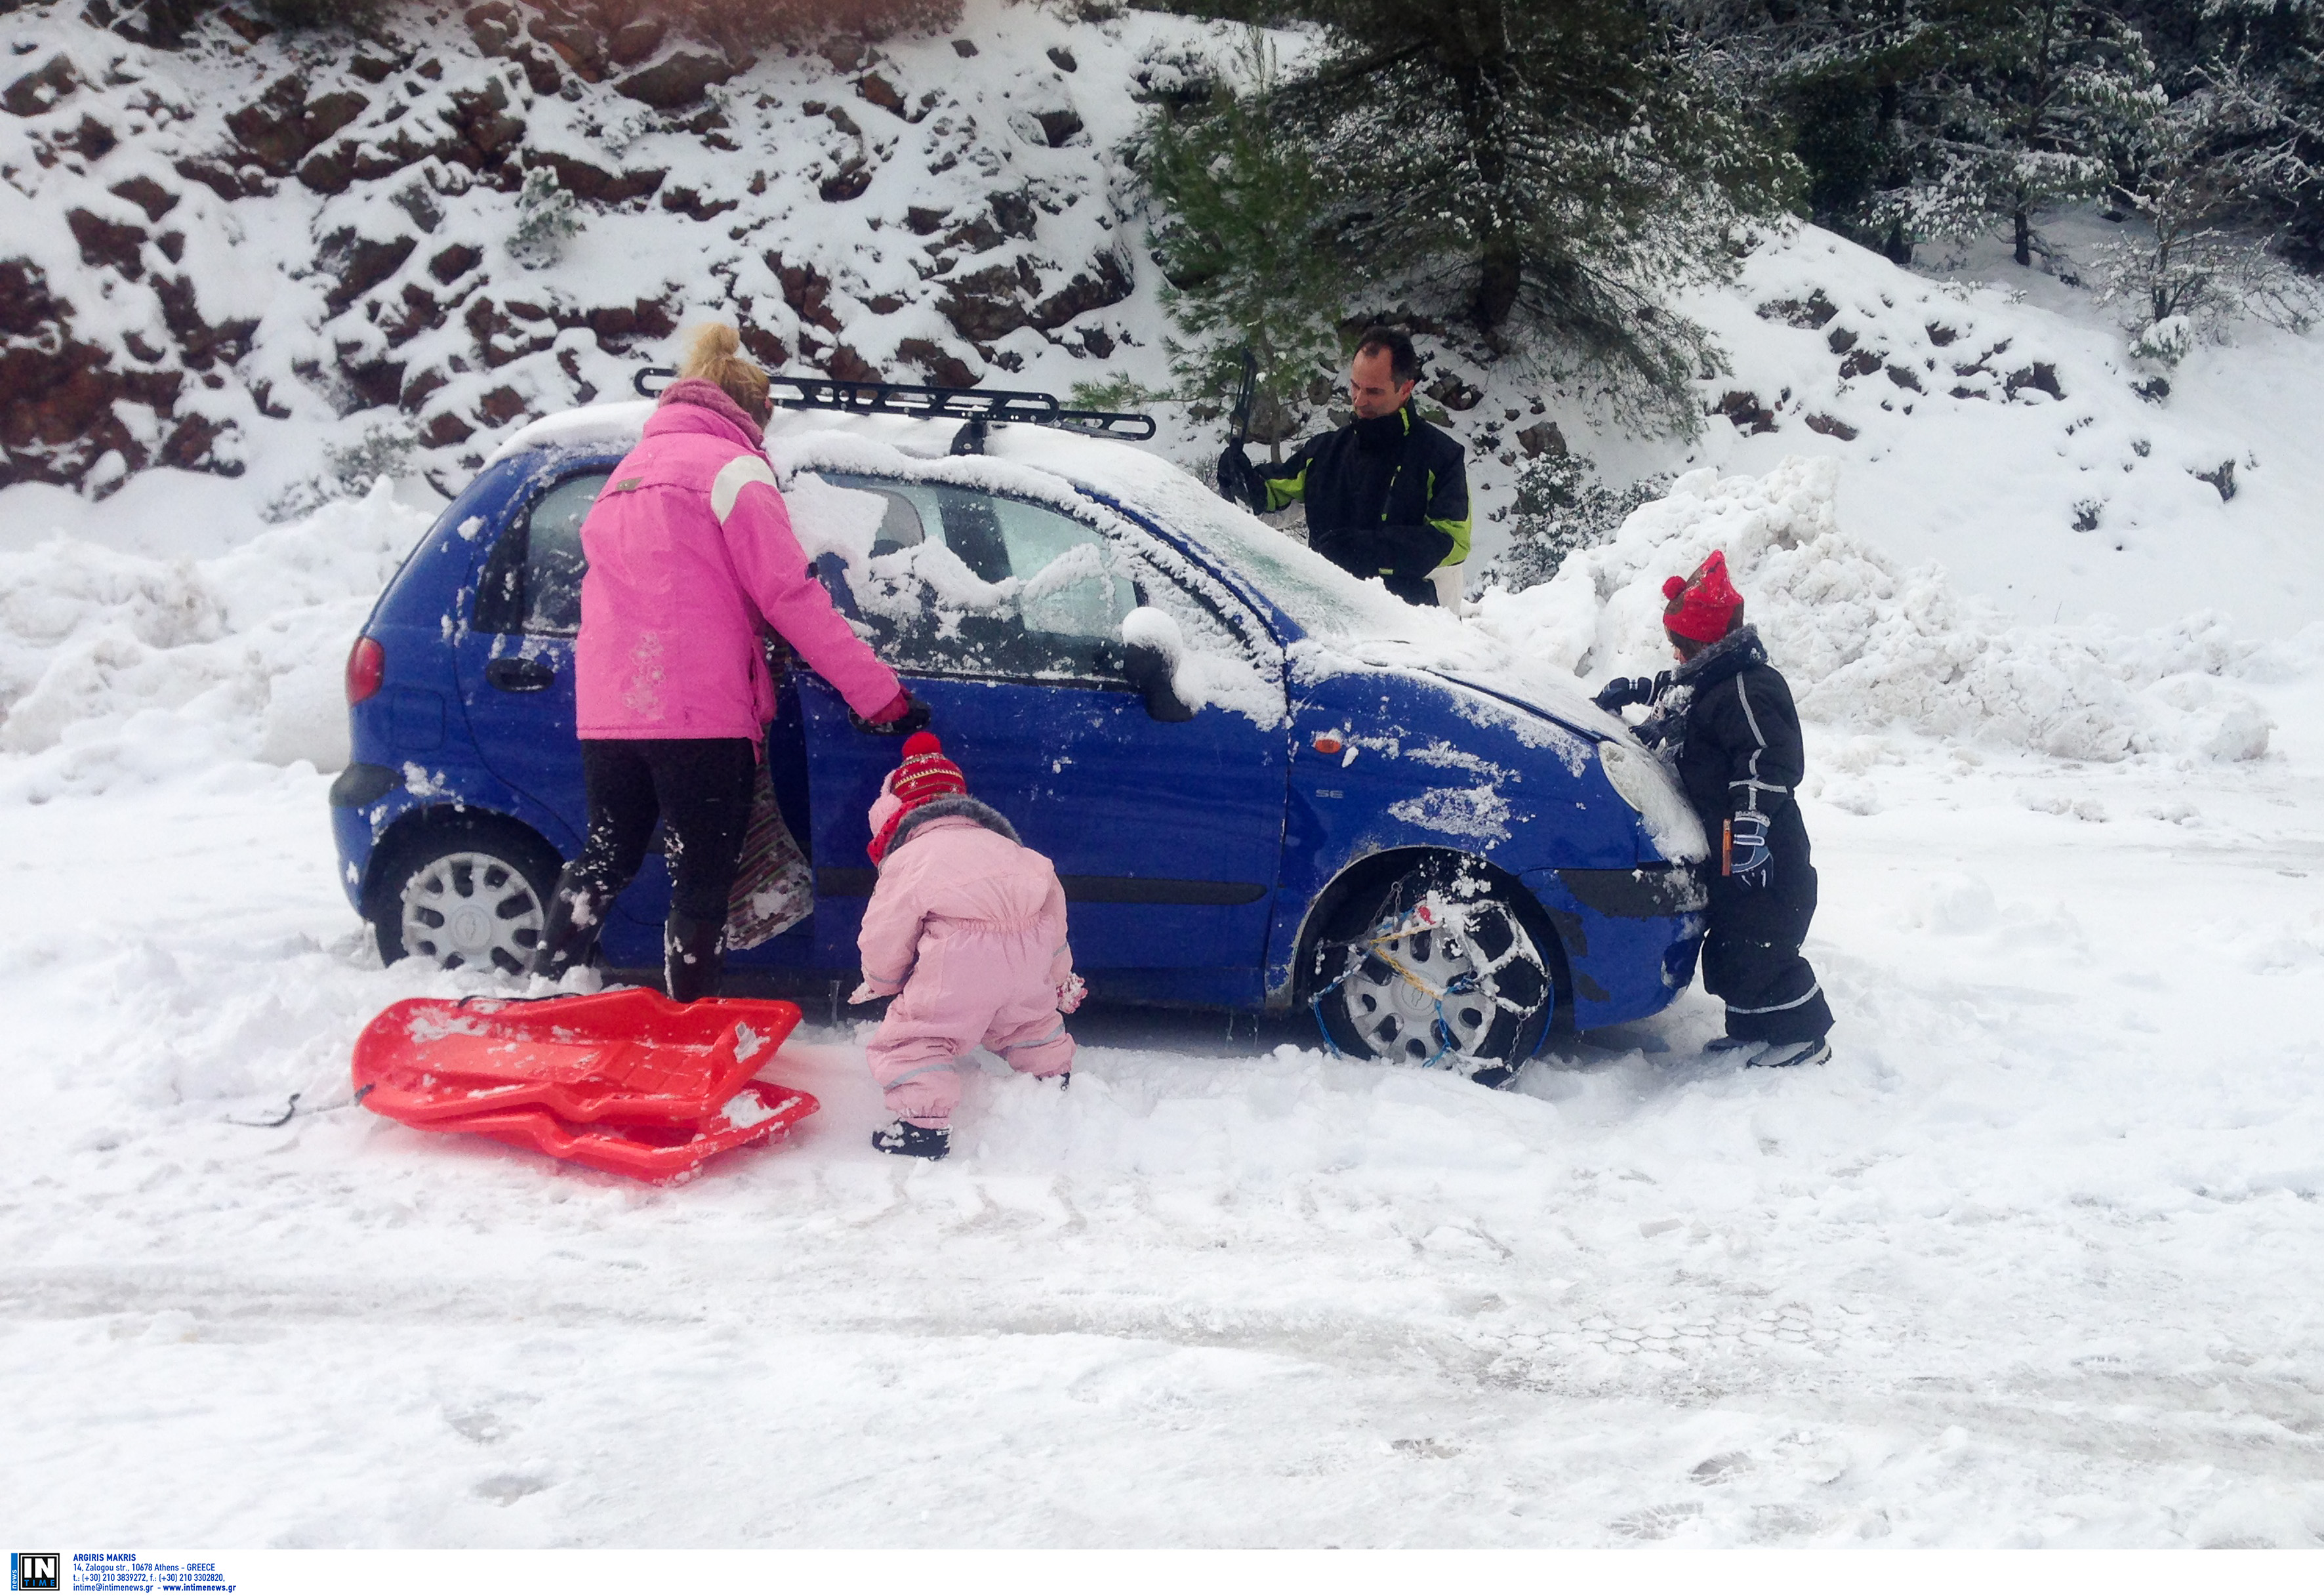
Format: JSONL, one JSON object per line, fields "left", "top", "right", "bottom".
{"left": 631, "top": 367, "right": 1155, "bottom": 456}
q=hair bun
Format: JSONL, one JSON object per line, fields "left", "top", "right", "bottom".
{"left": 688, "top": 323, "right": 740, "bottom": 361}
{"left": 675, "top": 323, "right": 768, "bottom": 420}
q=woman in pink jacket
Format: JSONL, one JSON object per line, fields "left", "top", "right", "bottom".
{"left": 849, "top": 733, "right": 1081, "bottom": 1160}
{"left": 529, "top": 325, "right": 923, "bottom": 1000}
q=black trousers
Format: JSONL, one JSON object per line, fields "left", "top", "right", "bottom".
{"left": 1700, "top": 867, "right": 1833, "bottom": 1044}
{"left": 573, "top": 738, "right": 756, "bottom": 924}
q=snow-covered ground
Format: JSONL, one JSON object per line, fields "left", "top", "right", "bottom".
{"left": 5, "top": 465, "right": 2322, "bottom": 1547}
{"left": 8, "top": 104, "right": 2324, "bottom": 1538}
{"left": 5, "top": 647, "right": 2321, "bottom": 1547}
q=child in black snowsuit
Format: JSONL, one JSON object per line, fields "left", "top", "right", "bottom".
{"left": 1594, "top": 551, "right": 1835, "bottom": 1067}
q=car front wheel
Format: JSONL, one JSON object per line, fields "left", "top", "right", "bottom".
{"left": 1315, "top": 863, "right": 1557, "bottom": 1069}
{"left": 369, "top": 825, "right": 561, "bottom": 974}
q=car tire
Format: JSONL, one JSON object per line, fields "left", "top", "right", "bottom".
{"left": 367, "top": 821, "right": 563, "bottom": 975}
{"left": 1314, "top": 859, "right": 1559, "bottom": 1068}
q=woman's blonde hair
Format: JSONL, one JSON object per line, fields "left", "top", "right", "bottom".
{"left": 676, "top": 323, "right": 770, "bottom": 420}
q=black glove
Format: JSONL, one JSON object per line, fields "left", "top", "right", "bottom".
{"left": 1593, "top": 674, "right": 1664, "bottom": 713}
{"left": 1725, "top": 811, "right": 1772, "bottom": 888}
{"left": 1217, "top": 445, "right": 1259, "bottom": 509}
{"left": 849, "top": 691, "right": 931, "bottom": 736}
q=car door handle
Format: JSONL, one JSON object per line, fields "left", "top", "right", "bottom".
{"left": 486, "top": 657, "right": 556, "bottom": 692}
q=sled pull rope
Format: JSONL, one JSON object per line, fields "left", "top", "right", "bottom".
{"left": 226, "top": 1082, "right": 380, "bottom": 1129}
{"left": 224, "top": 1092, "right": 301, "bottom": 1128}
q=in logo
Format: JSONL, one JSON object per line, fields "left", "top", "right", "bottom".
{"left": 10, "top": 1554, "right": 59, "bottom": 1593}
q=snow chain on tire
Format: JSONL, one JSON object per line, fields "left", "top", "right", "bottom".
{"left": 1311, "top": 889, "right": 1549, "bottom": 1069}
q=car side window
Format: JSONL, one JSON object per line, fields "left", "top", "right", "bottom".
{"left": 1118, "top": 544, "right": 1270, "bottom": 669}
{"left": 815, "top": 476, "right": 1139, "bottom": 684}
{"left": 475, "top": 470, "right": 607, "bottom": 635}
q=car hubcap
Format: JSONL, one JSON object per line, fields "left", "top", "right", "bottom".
{"left": 401, "top": 851, "right": 545, "bottom": 974}
{"left": 1334, "top": 893, "right": 1547, "bottom": 1065}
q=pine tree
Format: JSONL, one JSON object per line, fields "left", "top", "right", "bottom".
{"left": 508, "top": 167, "right": 581, "bottom": 268}
{"left": 1704, "top": 0, "right": 2159, "bottom": 264}
{"left": 2116, "top": 0, "right": 2324, "bottom": 265}
{"left": 1485, "top": 451, "right": 1668, "bottom": 590}
{"left": 2090, "top": 75, "right": 2321, "bottom": 350}
{"left": 1883, "top": 0, "right": 2160, "bottom": 265}
{"left": 1684, "top": 0, "right": 1939, "bottom": 260}
{"left": 1273, "top": 0, "right": 1801, "bottom": 432}
{"left": 1138, "top": 30, "right": 1347, "bottom": 453}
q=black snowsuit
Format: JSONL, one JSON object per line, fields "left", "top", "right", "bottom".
{"left": 1233, "top": 407, "right": 1470, "bottom": 607}
{"left": 1633, "top": 626, "right": 1833, "bottom": 1045}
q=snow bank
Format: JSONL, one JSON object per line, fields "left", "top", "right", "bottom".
{"left": 1473, "top": 456, "right": 2273, "bottom": 763}
{"left": 1656, "top": 222, "right": 2324, "bottom": 639}
{"left": 0, "top": 480, "right": 430, "bottom": 796}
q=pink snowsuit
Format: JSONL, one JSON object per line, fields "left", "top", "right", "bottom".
{"left": 575, "top": 379, "right": 903, "bottom": 739}
{"left": 855, "top": 801, "right": 1078, "bottom": 1128}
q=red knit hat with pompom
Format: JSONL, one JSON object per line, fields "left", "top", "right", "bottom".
{"left": 868, "top": 732, "right": 968, "bottom": 864}
{"left": 1661, "top": 550, "right": 1745, "bottom": 644}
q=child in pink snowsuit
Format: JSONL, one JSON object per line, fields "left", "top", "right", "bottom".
{"left": 850, "top": 733, "right": 1081, "bottom": 1160}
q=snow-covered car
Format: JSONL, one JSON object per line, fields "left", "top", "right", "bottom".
{"left": 329, "top": 386, "right": 1708, "bottom": 1067}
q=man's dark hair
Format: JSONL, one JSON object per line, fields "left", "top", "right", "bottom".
{"left": 1355, "top": 325, "right": 1420, "bottom": 385}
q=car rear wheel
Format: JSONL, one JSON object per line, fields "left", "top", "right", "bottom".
{"left": 369, "top": 825, "right": 561, "bottom": 974}
{"left": 1315, "top": 862, "right": 1557, "bottom": 1069}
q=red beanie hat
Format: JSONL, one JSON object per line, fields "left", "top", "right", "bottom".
{"left": 868, "top": 732, "right": 968, "bottom": 864}
{"left": 1661, "top": 550, "right": 1745, "bottom": 644}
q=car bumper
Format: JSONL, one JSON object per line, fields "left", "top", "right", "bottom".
{"left": 328, "top": 762, "right": 407, "bottom": 912}
{"left": 1524, "top": 864, "right": 1709, "bottom": 1033}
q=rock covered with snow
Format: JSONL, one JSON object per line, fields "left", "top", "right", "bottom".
{"left": 1473, "top": 455, "right": 2273, "bottom": 764}
{"left": 0, "top": 0, "right": 1207, "bottom": 500}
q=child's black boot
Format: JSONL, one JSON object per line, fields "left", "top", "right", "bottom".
{"left": 872, "top": 1119, "right": 950, "bottom": 1160}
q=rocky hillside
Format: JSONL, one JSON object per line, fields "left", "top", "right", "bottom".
{"left": 8, "top": 0, "right": 2319, "bottom": 634}
{"left": 0, "top": 0, "right": 1228, "bottom": 499}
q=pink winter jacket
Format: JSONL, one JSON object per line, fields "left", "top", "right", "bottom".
{"left": 574, "top": 380, "right": 903, "bottom": 740}
{"left": 855, "top": 803, "right": 1076, "bottom": 1004}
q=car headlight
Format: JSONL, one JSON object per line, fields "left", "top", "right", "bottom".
{"left": 1597, "top": 739, "right": 1710, "bottom": 863}
{"left": 1595, "top": 740, "right": 1658, "bottom": 815}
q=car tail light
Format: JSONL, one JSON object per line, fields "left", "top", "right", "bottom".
{"left": 346, "top": 635, "right": 385, "bottom": 704}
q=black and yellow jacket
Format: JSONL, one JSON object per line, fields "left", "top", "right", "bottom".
{"left": 1242, "top": 406, "right": 1471, "bottom": 606}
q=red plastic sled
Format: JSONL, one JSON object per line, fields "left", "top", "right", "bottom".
{"left": 414, "top": 1079, "right": 818, "bottom": 1183}
{"left": 353, "top": 989, "right": 819, "bottom": 1183}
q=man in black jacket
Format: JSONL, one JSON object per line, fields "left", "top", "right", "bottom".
{"left": 1217, "top": 327, "right": 1471, "bottom": 607}
{"left": 1595, "top": 551, "right": 1835, "bottom": 1067}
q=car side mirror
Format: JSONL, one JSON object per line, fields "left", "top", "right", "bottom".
{"left": 1124, "top": 642, "right": 1196, "bottom": 722}
{"left": 1121, "top": 608, "right": 1196, "bottom": 722}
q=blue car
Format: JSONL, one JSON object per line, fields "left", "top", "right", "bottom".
{"left": 331, "top": 385, "right": 1707, "bottom": 1068}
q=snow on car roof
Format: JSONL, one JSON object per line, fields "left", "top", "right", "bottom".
{"left": 485, "top": 399, "right": 1619, "bottom": 737}
{"left": 485, "top": 399, "right": 657, "bottom": 464}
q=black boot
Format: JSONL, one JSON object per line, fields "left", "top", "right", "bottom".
{"left": 663, "top": 909, "right": 726, "bottom": 1002}
{"left": 871, "top": 1120, "right": 950, "bottom": 1160}
{"left": 527, "top": 865, "right": 606, "bottom": 981}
